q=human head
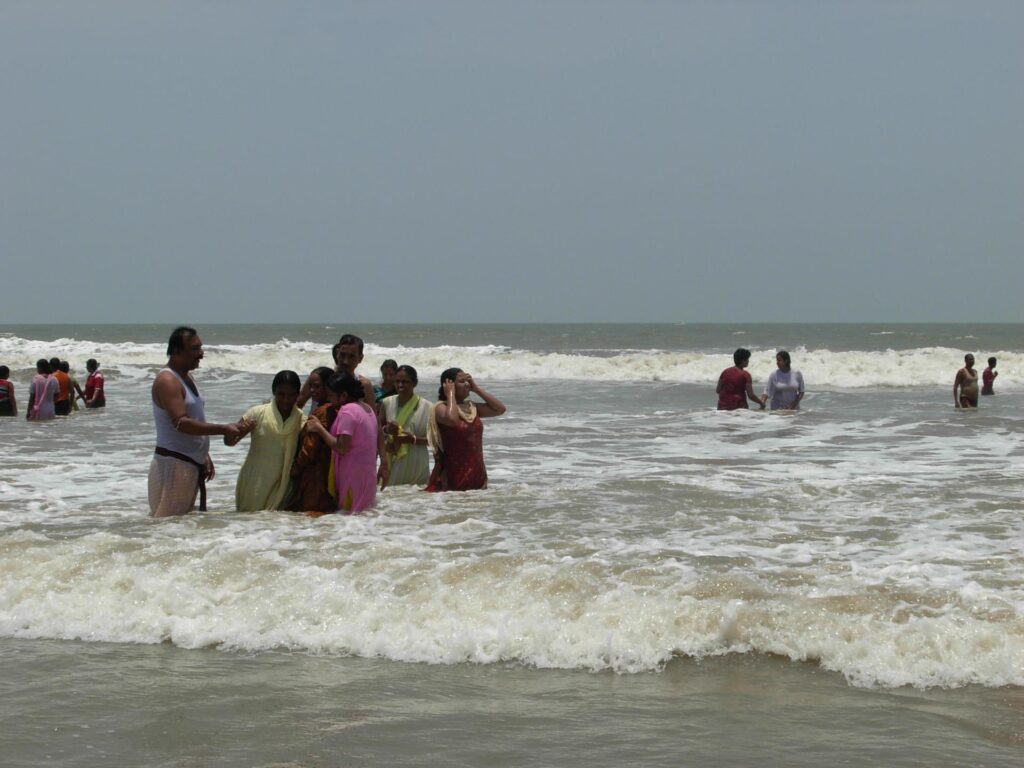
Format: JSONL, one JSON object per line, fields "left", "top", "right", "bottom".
{"left": 308, "top": 366, "right": 335, "bottom": 405}
{"left": 438, "top": 367, "right": 463, "bottom": 399}
{"left": 334, "top": 334, "right": 365, "bottom": 374}
{"left": 964, "top": 353, "right": 975, "bottom": 367}
{"left": 36, "top": 359, "right": 51, "bottom": 375}
{"left": 394, "top": 364, "right": 418, "bottom": 396}
{"left": 49, "top": 357, "right": 61, "bottom": 373}
{"left": 733, "top": 348, "right": 752, "bottom": 368}
{"left": 271, "top": 370, "right": 301, "bottom": 415}
{"left": 86, "top": 359, "right": 99, "bottom": 372}
{"left": 0, "top": 365, "right": 9, "bottom": 379}
{"left": 988, "top": 357, "right": 997, "bottom": 368}
{"left": 776, "top": 350, "right": 791, "bottom": 370}
{"left": 326, "top": 372, "right": 367, "bottom": 404}
{"left": 167, "top": 326, "right": 199, "bottom": 356}
{"left": 167, "top": 326, "right": 203, "bottom": 370}
{"left": 380, "top": 359, "right": 398, "bottom": 390}
{"left": 60, "top": 361, "right": 70, "bottom": 373}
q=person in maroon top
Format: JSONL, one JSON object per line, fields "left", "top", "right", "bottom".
{"left": 982, "top": 357, "right": 997, "bottom": 396}
{"left": 425, "top": 368, "right": 506, "bottom": 492}
{"left": 716, "top": 348, "right": 766, "bottom": 411}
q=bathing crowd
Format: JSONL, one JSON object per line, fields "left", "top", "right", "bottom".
{"left": 0, "top": 358, "right": 105, "bottom": 419}
{"left": 3, "top": 332, "right": 999, "bottom": 518}
{"left": 146, "top": 326, "right": 506, "bottom": 519}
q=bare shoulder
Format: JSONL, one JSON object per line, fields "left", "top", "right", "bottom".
{"left": 152, "top": 369, "right": 184, "bottom": 401}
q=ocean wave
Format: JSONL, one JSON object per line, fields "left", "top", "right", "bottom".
{"left": 0, "top": 522, "right": 1020, "bottom": 689}
{"left": 0, "top": 335, "right": 1020, "bottom": 388}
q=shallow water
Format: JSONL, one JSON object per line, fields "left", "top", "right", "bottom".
{"left": 1, "top": 324, "right": 1022, "bottom": 764}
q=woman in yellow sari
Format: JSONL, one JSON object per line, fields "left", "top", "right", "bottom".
{"left": 225, "top": 370, "right": 305, "bottom": 511}
{"left": 379, "top": 365, "right": 432, "bottom": 486}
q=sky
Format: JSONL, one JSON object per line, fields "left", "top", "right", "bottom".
{"left": 2, "top": 1, "right": 1021, "bottom": 324}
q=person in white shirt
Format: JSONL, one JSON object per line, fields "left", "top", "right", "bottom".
{"left": 763, "top": 350, "right": 805, "bottom": 411}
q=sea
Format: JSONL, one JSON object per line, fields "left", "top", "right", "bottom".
{"left": 1, "top": 323, "right": 1022, "bottom": 767}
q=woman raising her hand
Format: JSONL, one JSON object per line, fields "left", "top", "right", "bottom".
{"left": 425, "top": 368, "right": 506, "bottom": 492}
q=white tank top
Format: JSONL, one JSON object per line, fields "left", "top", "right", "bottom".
{"left": 153, "top": 368, "right": 210, "bottom": 464}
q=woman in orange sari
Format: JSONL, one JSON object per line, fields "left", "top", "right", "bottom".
{"left": 425, "top": 368, "right": 506, "bottom": 492}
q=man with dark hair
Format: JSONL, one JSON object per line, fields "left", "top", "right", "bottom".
{"left": 50, "top": 357, "right": 72, "bottom": 416}
{"left": 298, "top": 333, "right": 376, "bottom": 409}
{"left": 59, "top": 361, "right": 86, "bottom": 411}
{"left": 84, "top": 359, "right": 105, "bottom": 408}
{"left": 149, "top": 326, "right": 244, "bottom": 517}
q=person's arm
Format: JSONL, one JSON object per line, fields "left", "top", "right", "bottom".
{"left": 788, "top": 372, "right": 805, "bottom": 410}
{"left": 305, "top": 415, "right": 353, "bottom": 456}
{"left": 953, "top": 369, "right": 963, "bottom": 407}
{"left": 25, "top": 383, "right": 35, "bottom": 420}
{"left": 223, "top": 413, "right": 258, "bottom": 445}
{"left": 8, "top": 386, "right": 16, "bottom": 416}
{"left": 296, "top": 374, "right": 314, "bottom": 409}
{"left": 153, "top": 371, "right": 242, "bottom": 439}
{"left": 744, "top": 372, "right": 765, "bottom": 409}
{"left": 359, "top": 376, "right": 376, "bottom": 408}
{"left": 434, "top": 380, "right": 461, "bottom": 427}
{"left": 377, "top": 423, "right": 390, "bottom": 490}
{"left": 763, "top": 371, "right": 775, "bottom": 402}
{"left": 466, "top": 375, "right": 506, "bottom": 417}
{"left": 71, "top": 380, "right": 85, "bottom": 401}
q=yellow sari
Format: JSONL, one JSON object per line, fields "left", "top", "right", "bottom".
{"left": 235, "top": 402, "right": 305, "bottom": 512}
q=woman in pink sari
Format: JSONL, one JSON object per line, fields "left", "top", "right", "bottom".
{"left": 303, "top": 372, "right": 388, "bottom": 514}
{"left": 26, "top": 359, "right": 58, "bottom": 421}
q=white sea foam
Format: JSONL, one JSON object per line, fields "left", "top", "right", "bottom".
{"left": 1, "top": 335, "right": 1021, "bottom": 389}
{"left": 0, "top": 516, "right": 1020, "bottom": 688}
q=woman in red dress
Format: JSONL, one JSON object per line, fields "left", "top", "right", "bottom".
{"left": 425, "top": 368, "right": 506, "bottom": 492}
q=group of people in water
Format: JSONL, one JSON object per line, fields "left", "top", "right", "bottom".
{"left": 4, "top": 331, "right": 1002, "bottom": 519}
{"left": 715, "top": 348, "right": 999, "bottom": 411}
{"left": 0, "top": 358, "right": 105, "bottom": 419}
{"left": 147, "top": 326, "right": 507, "bottom": 518}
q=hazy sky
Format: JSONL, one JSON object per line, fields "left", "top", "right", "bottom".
{"left": 2, "top": 1, "right": 1021, "bottom": 324}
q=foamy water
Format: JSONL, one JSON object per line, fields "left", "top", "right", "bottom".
{"left": 2, "top": 324, "right": 1023, "bottom": 692}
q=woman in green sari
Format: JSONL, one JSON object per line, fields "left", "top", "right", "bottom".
{"left": 378, "top": 365, "right": 431, "bottom": 486}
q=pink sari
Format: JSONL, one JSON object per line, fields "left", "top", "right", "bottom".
{"left": 331, "top": 402, "right": 379, "bottom": 513}
{"left": 27, "top": 374, "right": 57, "bottom": 421}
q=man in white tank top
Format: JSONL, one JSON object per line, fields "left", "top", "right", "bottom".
{"left": 149, "top": 326, "right": 247, "bottom": 517}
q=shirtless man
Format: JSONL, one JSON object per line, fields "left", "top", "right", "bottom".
{"left": 953, "top": 354, "right": 979, "bottom": 409}
{"left": 149, "top": 326, "right": 245, "bottom": 517}
{"left": 297, "top": 333, "right": 376, "bottom": 409}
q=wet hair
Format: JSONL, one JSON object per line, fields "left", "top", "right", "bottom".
{"left": 776, "top": 350, "right": 791, "bottom": 367}
{"left": 437, "top": 367, "right": 463, "bottom": 400}
{"left": 988, "top": 357, "right": 997, "bottom": 367}
{"left": 59, "top": 361, "right": 70, "bottom": 373}
{"left": 733, "top": 348, "right": 751, "bottom": 366}
{"left": 326, "top": 372, "right": 366, "bottom": 402}
{"left": 87, "top": 359, "right": 99, "bottom": 371}
{"left": 49, "top": 357, "right": 61, "bottom": 371}
{"left": 380, "top": 359, "right": 398, "bottom": 373}
{"left": 167, "top": 326, "right": 198, "bottom": 356}
{"left": 396, "top": 364, "right": 418, "bottom": 386}
{"left": 965, "top": 353, "right": 975, "bottom": 363}
{"left": 36, "top": 359, "right": 51, "bottom": 375}
{"left": 271, "top": 370, "right": 301, "bottom": 393}
{"left": 0, "top": 366, "right": 9, "bottom": 379}
{"left": 310, "top": 366, "right": 335, "bottom": 386}
{"left": 337, "top": 334, "right": 364, "bottom": 355}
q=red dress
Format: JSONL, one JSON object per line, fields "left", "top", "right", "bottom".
{"left": 425, "top": 415, "right": 487, "bottom": 491}
{"left": 717, "top": 367, "right": 752, "bottom": 410}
